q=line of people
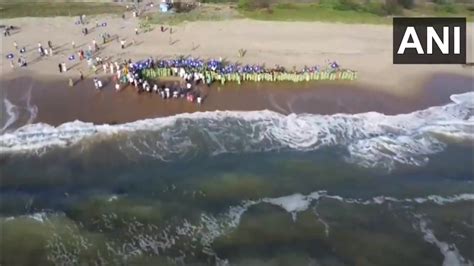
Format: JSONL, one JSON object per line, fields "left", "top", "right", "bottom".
{"left": 128, "top": 75, "right": 203, "bottom": 105}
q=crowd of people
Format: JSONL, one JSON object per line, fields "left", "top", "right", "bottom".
{"left": 3, "top": 6, "right": 356, "bottom": 108}
{"left": 88, "top": 57, "right": 205, "bottom": 105}
{"left": 137, "top": 57, "right": 357, "bottom": 85}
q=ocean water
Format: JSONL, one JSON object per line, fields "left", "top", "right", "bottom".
{"left": 0, "top": 92, "right": 473, "bottom": 266}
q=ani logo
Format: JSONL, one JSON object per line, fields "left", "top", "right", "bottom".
{"left": 393, "top": 17, "right": 466, "bottom": 64}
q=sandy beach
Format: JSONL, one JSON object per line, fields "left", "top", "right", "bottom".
{"left": 2, "top": 10, "right": 474, "bottom": 266}
{"left": 1, "top": 16, "right": 473, "bottom": 98}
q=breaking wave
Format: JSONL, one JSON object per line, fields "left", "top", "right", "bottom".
{"left": 3, "top": 191, "right": 473, "bottom": 265}
{"left": 0, "top": 92, "right": 473, "bottom": 170}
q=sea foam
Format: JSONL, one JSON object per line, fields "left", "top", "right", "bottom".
{"left": 0, "top": 92, "right": 472, "bottom": 170}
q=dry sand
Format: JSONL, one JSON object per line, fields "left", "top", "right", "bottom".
{"left": 1, "top": 15, "right": 473, "bottom": 97}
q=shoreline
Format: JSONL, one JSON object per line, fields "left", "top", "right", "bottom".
{"left": 1, "top": 72, "right": 472, "bottom": 129}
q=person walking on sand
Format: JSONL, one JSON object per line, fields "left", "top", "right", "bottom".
{"left": 38, "top": 43, "right": 44, "bottom": 56}
{"left": 92, "top": 39, "right": 98, "bottom": 51}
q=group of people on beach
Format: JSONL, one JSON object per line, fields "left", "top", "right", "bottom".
{"left": 89, "top": 57, "right": 205, "bottom": 105}
{"left": 3, "top": 25, "right": 14, "bottom": 37}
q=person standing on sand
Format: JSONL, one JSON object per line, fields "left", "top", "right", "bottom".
{"left": 92, "top": 40, "right": 99, "bottom": 51}
{"left": 80, "top": 70, "right": 84, "bottom": 81}
{"left": 38, "top": 43, "right": 44, "bottom": 56}
{"left": 103, "top": 62, "right": 107, "bottom": 73}
{"left": 61, "top": 62, "right": 67, "bottom": 72}
{"left": 48, "top": 40, "right": 53, "bottom": 50}
{"left": 69, "top": 78, "right": 74, "bottom": 87}
{"left": 13, "top": 41, "right": 18, "bottom": 50}
{"left": 49, "top": 47, "right": 53, "bottom": 56}
{"left": 93, "top": 78, "right": 99, "bottom": 89}
{"left": 120, "top": 39, "right": 126, "bottom": 49}
{"left": 58, "top": 63, "right": 62, "bottom": 73}
{"left": 135, "top": 28, "right": 139, "bottom": 35}
{"left": 72, "top": 41, "right": 75, "bottom": 49}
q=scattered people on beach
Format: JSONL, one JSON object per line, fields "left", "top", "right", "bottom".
{"left": 18, "top": 56, "right": 27, "bottom": 67}
{"left": 38, "top": 43, "right": 45, "bottom": 56}
{"left": 92, "top": 39, "right": 99, "bottom": 51}
{"left": 79, "top": 14, "right": 86, "bottom": 24}
{"left": 3, "top": 27, "right": 11, "bottom": 36}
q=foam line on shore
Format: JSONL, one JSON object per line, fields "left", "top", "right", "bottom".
{"left": 414, "top": 215, "right": 473, "bottom": 266}
{"left": 0, "top": 99, "right": 20, "bottom": 133}
{"left": 2, "top": 191, "right": 474, "bottom": 264}
{"left": 0, "top": 92, "right": 472, "bottom": 171}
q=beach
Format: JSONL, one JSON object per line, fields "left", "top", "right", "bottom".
{"left": 1, "top": 72, "right": 473, "bottom": 128}
{"left": 1, "top": 16, "right": 473, "bottom": 97}
{"left": 1, "top": 13, "right": 474, "bottom": 266}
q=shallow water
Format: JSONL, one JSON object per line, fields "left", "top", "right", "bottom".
{"left": 0, "top": 92, "right": 473, "bottom": 266}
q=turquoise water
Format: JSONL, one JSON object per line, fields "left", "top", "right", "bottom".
{"left": 0, "top": 93, "right": 473, "bottom": 265}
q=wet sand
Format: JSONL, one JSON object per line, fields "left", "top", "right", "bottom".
{"left": 1, "top": 72, "right": 473, "bottom": 128}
